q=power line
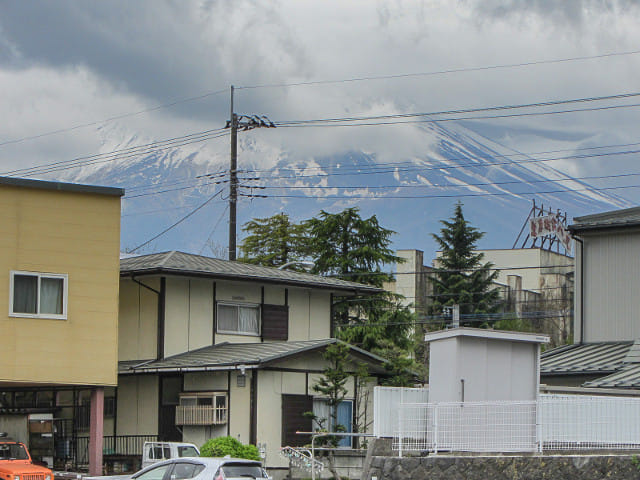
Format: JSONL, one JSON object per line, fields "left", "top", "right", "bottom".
{"left": 257, "top": 171, "right": 640, "bottom": 191}
{"left": 0, "top": 88, "right": 228, "bottom": 148}
{"left": 1, "top": 129, "right": 229, "bottom": 178}
{"left": 236, "top": 49, "right": 640, "bottom": 90}
{"left": 237, "top": 139, "right": 640, "bottom": 175}
{"left": 273, "top": 91, "right": 640, "bottom": 126}
{"left": 273, "top": 101, "right": 640, "bottom": 129}
{"left": 239, "top": 182, "right": 640, "bottom": 200}
{"left": 128, "top": 189, "right": 223, "bottom": 253}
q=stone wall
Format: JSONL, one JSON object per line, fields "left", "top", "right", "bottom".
{"left": 363, "top": 454, "right": 640, "bottom": 480}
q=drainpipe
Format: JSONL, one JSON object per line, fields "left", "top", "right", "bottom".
{"left": 572, "top": 236, "right": 584, "bottom": 344}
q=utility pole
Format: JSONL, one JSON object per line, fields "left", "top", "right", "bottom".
{"left": 229, "top": 86, "right": 238, "bottom": 261}
{"left": 226, "top": 86, "right": 275, "bottom": 261}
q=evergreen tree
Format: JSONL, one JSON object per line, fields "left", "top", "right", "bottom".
{"left": 305, "top": 207, "right": 398, "bottom": 287}
{"left": 238, "top": 213, "right": 308, "bottom": 270}
{"left": 306, "top": 207, "right": 422, "bottom": 384}
{"left": 430, "top": 202, "right": 501, "bottom": 325}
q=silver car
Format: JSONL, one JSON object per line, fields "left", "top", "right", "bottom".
{"left": 131, "top": 457, "right": 269, "bottom": 480}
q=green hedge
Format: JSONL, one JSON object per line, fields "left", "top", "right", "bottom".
{"left": 200, "top": 436, "right": 261, "bottom": 461}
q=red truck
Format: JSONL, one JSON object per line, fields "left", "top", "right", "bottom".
{"left": 0, "top": 437, "right": 52, "bottom": 480}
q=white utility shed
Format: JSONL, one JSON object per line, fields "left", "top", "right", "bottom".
{"left": 425, "top": 328, "right": 549, "bottom": 403}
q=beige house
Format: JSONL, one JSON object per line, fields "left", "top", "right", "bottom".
{"left": 0, "top": 177, "right": 123, "bottom": 473}
{"left": 117, "top": 251, "right": 390, "bottom": 474}
{"left": 541, "top": 206, "right": 640, "bottom": 391}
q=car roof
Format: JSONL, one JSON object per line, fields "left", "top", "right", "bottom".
{"left": 133, "top": 457, "right": 262, "bottom": 477}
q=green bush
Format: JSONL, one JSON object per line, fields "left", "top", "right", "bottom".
{"left": 200, "top": 436, "right": 261, "bottom": 461}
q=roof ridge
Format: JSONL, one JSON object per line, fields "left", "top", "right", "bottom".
{"left": 159, "top": 251, "right": 177, "bottom": 267}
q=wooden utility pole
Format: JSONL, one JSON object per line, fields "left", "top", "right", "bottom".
{"left": 229, "top": 85, "right": 238, "bottom": 261}
{"left": 226, "top": 86, "right": 275, "bottom": 261}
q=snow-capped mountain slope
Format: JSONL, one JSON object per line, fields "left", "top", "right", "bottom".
{"left": 62, "top": 120, "right": 627, "bottom": 258}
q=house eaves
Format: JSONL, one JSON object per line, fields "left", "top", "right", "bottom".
{"left": 120, "top": 251, "right": 382, "bottom": 295}
{"left": 118, "top": 339, "right": 394, "bottom": 376}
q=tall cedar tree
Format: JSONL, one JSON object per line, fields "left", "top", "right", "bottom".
{"left": 306, "top": 208, "right": 422, "bottom": 384}
{"left": 430, "top": 203, "right": 501, "bottom": 324}
{"left": 238, "top": 213, "right": 308, "bottom": 271}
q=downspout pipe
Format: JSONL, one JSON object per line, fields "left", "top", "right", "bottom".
{"left": 572, "top": 235, "right": 585, "bottom": 344}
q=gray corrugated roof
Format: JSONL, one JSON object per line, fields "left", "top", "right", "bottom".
{"left": 583, "top": 364, "right": 640, "bottom": 389}
{"left": 118, "top": 339, "right": 389, "bottom": 373}
{"left": 0, "top": 176, "right": 124, "bottom": 197}
{"left": 541, "top": 342, "right": 633, "bottom": 375}
{"left": 120, "top": 251, "right": 382, "bottom": 293}
{"left": 570, "top": 206, "right": 640, "bottom": 232}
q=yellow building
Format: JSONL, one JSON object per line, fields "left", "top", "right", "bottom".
{"left": 0, "top": 177, "right": 123, "bottom": 473}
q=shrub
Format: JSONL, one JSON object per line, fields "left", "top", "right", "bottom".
{"left": 200, "top": 436, "right": 261, "bottom": 461}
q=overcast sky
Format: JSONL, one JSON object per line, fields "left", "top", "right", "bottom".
{"left": 2, "top": 0, "right": 640, "bottom": 201}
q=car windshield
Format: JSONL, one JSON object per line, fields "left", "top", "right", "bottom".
{"left": 177, "top": 446, "right": 199, "bottom": 457}
{"left": 221, "top": 464, "right": 265, "bottom": 479}
{"left": 0, "top": 443, "right": 29, "bottom": 460}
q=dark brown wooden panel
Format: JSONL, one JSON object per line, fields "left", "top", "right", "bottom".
{"left": 262, "top": 304, "right": 289, "bottom": 340}
{"left": 281, "top": 394, "right": 312, "bottom": 446}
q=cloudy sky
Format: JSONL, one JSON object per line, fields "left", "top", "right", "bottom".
{"left": 2, "top": 0, "right": 640, "bottom": 203}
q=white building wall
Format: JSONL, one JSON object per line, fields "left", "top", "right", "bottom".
{"left": 116, "top": 375, "right": 159, "bottom": 435}
{"left": 428, "top": 335, "right": 539, "bottom": 403}
{"left": 582, "top": 230, "right": 640, "bottom": 342}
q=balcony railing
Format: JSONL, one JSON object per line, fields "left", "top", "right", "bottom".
{"left": 175, "top": 405, "right": 227, "bottom": 425}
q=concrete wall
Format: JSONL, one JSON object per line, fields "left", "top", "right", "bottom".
{"left": 579, "top": 229, "right": 640, "bottom": 342}
{"left": 363, "top": 454, "right": 640, "bottom": 480}
{"left": 0, "top": 185, "right": 121, "bottom": 386}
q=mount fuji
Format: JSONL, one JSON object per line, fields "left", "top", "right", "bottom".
{"left": 58, "top": 120, "right": 629, "bottom": 259}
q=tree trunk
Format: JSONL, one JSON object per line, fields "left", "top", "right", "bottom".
{"left": 327, "top": 451, "right": 341, "bottom": 480}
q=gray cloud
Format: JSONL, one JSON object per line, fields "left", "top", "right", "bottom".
{"left": 1, "top": 0, "right": 640, "bottom": 195}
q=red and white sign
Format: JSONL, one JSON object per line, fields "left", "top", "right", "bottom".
{"left": 529, "top": 214, "right": 572, "bottom": 254}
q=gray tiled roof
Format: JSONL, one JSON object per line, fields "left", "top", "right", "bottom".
{"left": 541, "top": 342, "right": 633, "bottom": 375}
{"left": 583, "top": 364, "right": 640, "bottom": 389}
{"left": 120, "top": 251, "right": 382, "bottom": 294}
{"left": 571, "top": 206, "right": 640, "bottom": 232}
{"left": 119, "top": 339, "right": 388, "bottom": 374}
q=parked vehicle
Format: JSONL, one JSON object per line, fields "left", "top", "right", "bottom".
{"left": 142, "top": 442, "right": 200, "bottom": 468}
{"left": 0, "top": 435, "right": 53, "bottom": 480}
{"left": 132, "top": 457, "right": 269, "bottom": 480}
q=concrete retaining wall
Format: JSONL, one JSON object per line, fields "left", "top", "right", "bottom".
{"left": 363, "top": 454, "right": 640, "bottom": 480}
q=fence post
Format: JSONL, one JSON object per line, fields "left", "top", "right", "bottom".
{"left": 536, "top": 399, "right": 543, "bottom": 453}
{"left": 398, "top": 405, "right": 403, "bottom": 458}
{"left": 433, "top": 403, "right": 439, "bottom": 455}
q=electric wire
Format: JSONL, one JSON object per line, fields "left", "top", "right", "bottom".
{"left": 128, "top": 189, "right": 223, "bottom": 253}
{"left": 0, "top": 88, "right": 228, "bottom": 148}
{"left": 236, "top": 49, "right": 640, "bottom": 90}
{"left": 1, "top": 129, "right": 230, "bottom": 178}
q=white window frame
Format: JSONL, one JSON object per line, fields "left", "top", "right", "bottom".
{"left": 9, "top": 270, "right": 68, "bottom": 320}
{"left": 216, "top": 301, "right": 261, "bottom": 336}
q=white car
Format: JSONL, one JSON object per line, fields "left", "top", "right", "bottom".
{"left": 131, "top": 457, "right": 269, "bottom": 480}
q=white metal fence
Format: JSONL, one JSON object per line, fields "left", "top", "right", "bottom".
{"left": 394, "top": 401, "right": 538, "bottom": 454}
{"left": 373, "top": 387, "right": 429, "bottom": 438}
{"left": 540, "top": 394, "right": 640, "bottom": 450}
{"left": 375, "top": 390, "right": 640, "bottom": 454}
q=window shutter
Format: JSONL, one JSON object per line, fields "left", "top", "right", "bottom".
{"left": 281, "top": 394, "right": 312, "bottom": 447}
{"left": 262, "top": 304, "right": 289, "bottom": 340}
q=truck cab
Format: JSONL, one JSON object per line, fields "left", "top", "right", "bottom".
{"left": 142, "top": 442, "right": 200, "bottom": 469}
{"left": 0, "top": 438, "right": 52, "bottom": 480}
